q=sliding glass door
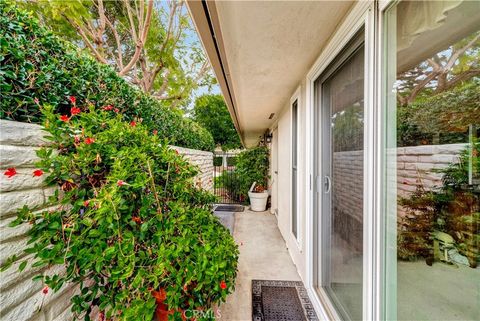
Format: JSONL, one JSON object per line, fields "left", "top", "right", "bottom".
{"left": 383, "top": 1, "right": 480, "bottom": 320}
{"left": 314, "top": 30, "right": 365, "bottom": 321}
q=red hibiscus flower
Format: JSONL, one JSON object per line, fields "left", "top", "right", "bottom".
{"left": 4, "top": 168, "right": 17, "bottom": 178}
{"left": 220, "top": 281, "right": 227, "bottom": 290}
{"left": 32, "top": 169, "right": 43, "bottom": 177}
{"left": 60, "top": 115, "right": 69, "bottom": 122}
{"left": 84, "top": 137, "right": 95, "bottom": 145}
{"left": 71, "top": 107, "right": 81, "bottom": 115}
{"left": 42, "top": 286, "right": 49, "bottom": 295}
{"left": 68, "top": 96, "right": 76, "bottom": 104}
{"left": 84, "top": 200, "right": 90, "bottom": 207}
{"left": 102, "top": 105, "right": 113, "bottom": 111}
{"left": 132, "top": 216, "right": 142, "bottom": 224}
{"left": 114, "top": 108, "right": 120, "bottom": 113}
{"left": 130, "top": 121, "right": 136, "bottom": 127}
{"left": 153, "top": 129, "right": 158, "bottom": 135}
{"left": 117, "top": 180, "right": 126, "bottom": 187}
{"left": 183, "top": 284, "right": 188, "bottom": 292}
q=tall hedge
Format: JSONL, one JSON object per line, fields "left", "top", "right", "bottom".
{"left": 0, "top": 2, "right": 214, "bottom": 151}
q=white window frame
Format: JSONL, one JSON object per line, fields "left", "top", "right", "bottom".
{"left": 290, "top": 86, "right": 302, "bottom": 250}
{"left": 304, "top": 1, "right": 382, "bottom": 320}
{"left": 377, "top": 2, "right": 396, "bottom": 321}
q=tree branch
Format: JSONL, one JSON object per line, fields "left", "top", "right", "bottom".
{"left": 158, "top": 1, "right": 180, "bottom": 56}
{"left": 405, "top": 69, "right": 439, "bottom": 105}
{"left": 97, "top": 0, "right": 106, "bottom": 40}
{"left": 105, "top": 16, "right": 124, "bottom": 70}
{"left": 444, "top": 32, "right": 480, "bottom": 71}
{"left": 64, "top": 15, "right": 108, "bottom": 65}
{"left": 119, "top": 0, "right": 154, "bottom": 76}
{"left": 154, "top": 68, "right": 171, "bottom": 97}
{"left": 443, "top": 69, "right": 480, "bottom": 92}
{"left": 123, "top": 0, "right": 138, "bottom": 42}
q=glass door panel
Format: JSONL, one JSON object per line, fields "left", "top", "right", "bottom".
{"left": 384, "top": 1, "right": 480, "bottom": 320}
{"left": 314, "top": 31, "right": 365, "bottom": 321}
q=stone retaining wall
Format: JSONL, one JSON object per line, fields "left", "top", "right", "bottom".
{"left": 170, "top": 146, "right": 214, "bottom": 192}
{"left": 396, "top": 143, "right": 465, "bottom": 197}
{"left": 333, "top": 150, "right": 364, "bottom": 223}
{"left": 0, "top": 119, "right": 75, "bottom": 321}
{"left": 333, "top": 144, "right": 466, "bottom": 221}
{"left": 0, "top": 120, "right": 214, "bottom": 320}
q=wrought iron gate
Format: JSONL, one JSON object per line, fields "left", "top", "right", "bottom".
{"left": 213, "top": 152, "right": 243, "bottom": 204}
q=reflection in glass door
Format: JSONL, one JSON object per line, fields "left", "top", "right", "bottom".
{"left": 384, "top": 1, "right": 480, "bottom": 320}
{"left": 314, "top": 31, "right": 365, "bottom": 321}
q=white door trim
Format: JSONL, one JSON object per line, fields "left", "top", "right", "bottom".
{"left": 271, "top": 125, "right": 279, "bottom": 217}
{"left": 290, "top": 86, "right": 303, "bottom": 251}
{"left": 304, "top": 1, "right": 376, "bottom": 320}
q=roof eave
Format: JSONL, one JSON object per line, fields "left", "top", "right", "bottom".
{"left": 186, "top": 0, "right": 246, "bottom": 147}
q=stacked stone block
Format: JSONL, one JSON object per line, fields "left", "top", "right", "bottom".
{"left": 171, "top": 146, "right": 214, "bottom": 192}
{"left": 396, "top": 144, "right": 465, "bottom": 197}
{"left": 333, "top": 144, "right": 465, "bottom": 219}
{"left": 0, "top": 120, "right": 77, "bottom": 320}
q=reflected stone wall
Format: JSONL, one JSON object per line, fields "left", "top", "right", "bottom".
{"left": 333, "top": 143, "right": 466, "bottom": 223}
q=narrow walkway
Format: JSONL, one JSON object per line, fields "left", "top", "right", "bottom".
{"left": 219, "top": 209, "right": 301, "bottom": 321}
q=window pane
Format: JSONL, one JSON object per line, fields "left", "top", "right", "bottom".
{"left": 322, "top": 42, "right": 364, "bottom": 321}
{"left": 384, "top": 1, "right": 480, "bottom": 320}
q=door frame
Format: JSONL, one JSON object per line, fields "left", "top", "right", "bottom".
{"left": 304, "top": 1, "right": 381, "bottom": 320}
{"left": 290, "top": 86, "right": 302, "bottom": 249}
{"left": 271, "top": 126, "right": 279, "bottom": 217}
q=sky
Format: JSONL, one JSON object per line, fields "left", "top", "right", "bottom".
{"left": 163, "top": 1, "right": 222, "bottom": 111}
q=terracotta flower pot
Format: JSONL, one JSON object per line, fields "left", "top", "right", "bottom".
{"left": 152, "top": 288, "right": 186, "bottom": 321}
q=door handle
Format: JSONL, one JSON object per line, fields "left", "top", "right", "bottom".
{"left": 324, "top": 175, "right": 331, "bottom": 194}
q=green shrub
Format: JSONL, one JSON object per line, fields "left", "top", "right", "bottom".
{"left": 3, "top": 102, "right": 238, "bottom": 320}
{"left": 235, "top": 147, "right": 269, "bottom": 198}
{"left": 213, "top": 156, "right": 223, "bottom": 167}
{"left": 398, "top": 142, "right": 479, "bottom": 267}
{"left": 214, "top": 170, "right": 243, "bottom": 204}
{"left": 396, "top": 81, "right": 479, "bottom": 147}
{"left": 0, "top": 2, "right": 214, "bottom": 151}
{"left": 227, "top": 156, "right": 237, "bottom": 167}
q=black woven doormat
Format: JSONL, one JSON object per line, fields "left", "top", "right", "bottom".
{"left": 252, "top": 280, "right": 318, "bottom": 321}
{"left": 214, "top": 205, "right": 244, "bottom": 212}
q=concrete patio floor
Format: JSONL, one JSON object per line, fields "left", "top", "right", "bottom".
{"left": 218, "top": 208, "right": 301, "bottom": 321}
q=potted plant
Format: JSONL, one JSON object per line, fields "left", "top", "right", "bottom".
{"left": 248, "top": 182, "right": 269, "bottom": 212}
{"left": 235, "top": 146, "right": 270, "bottom": 211}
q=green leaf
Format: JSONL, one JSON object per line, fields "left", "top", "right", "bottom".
{"left": 18, "top": 261, "right": 27, "bottom": 272}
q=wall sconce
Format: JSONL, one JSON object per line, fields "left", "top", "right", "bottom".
{"left": 265, "top": 132, "right": 273, "bottom": 144}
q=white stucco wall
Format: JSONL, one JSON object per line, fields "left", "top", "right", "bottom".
{"left": 0, "top": 120, "right": 214, "bottom": 321}
{"left": 270, "top": 79, "right": 308, "bottom": 282}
